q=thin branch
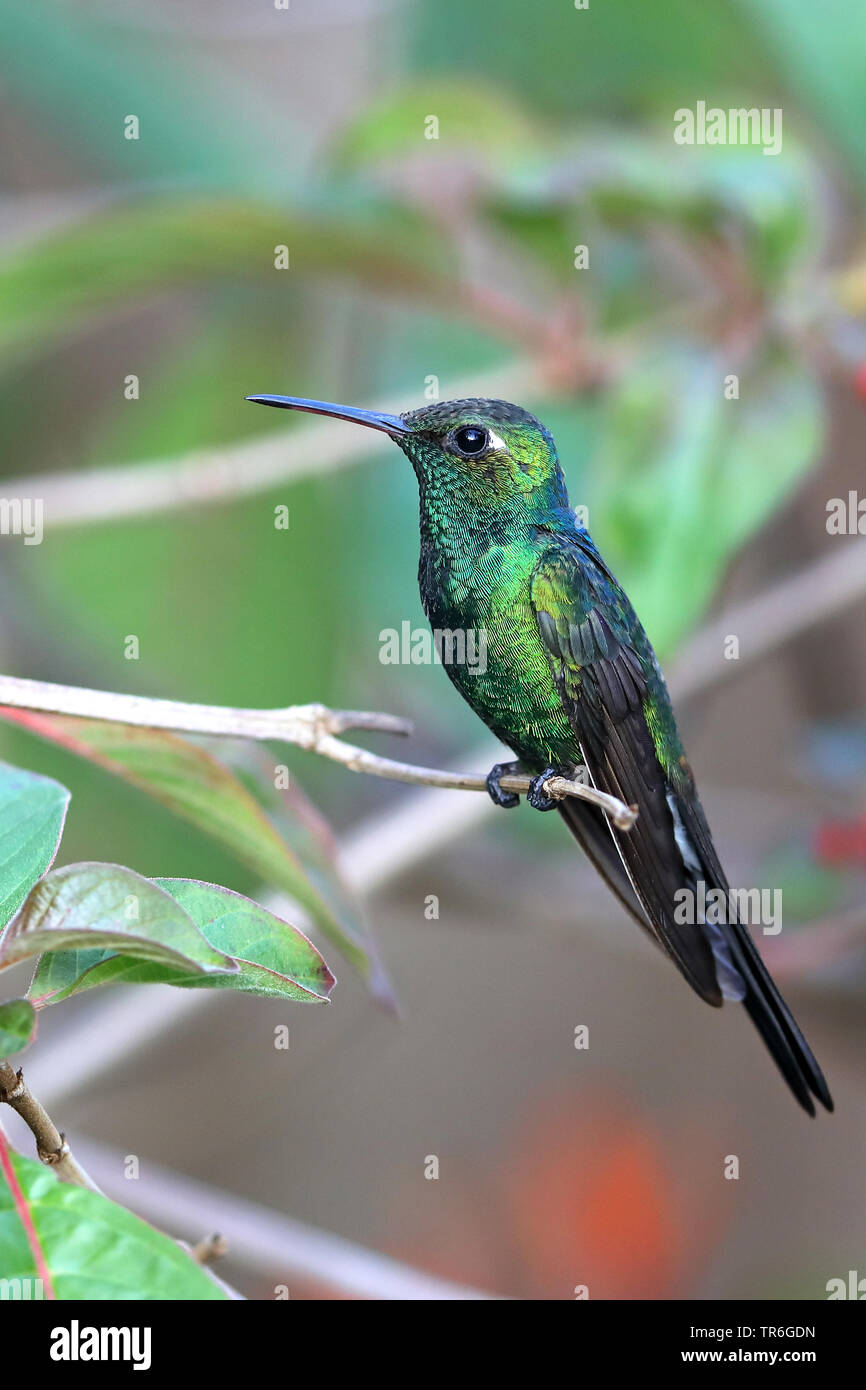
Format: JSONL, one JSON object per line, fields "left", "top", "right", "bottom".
{"left": 0, "top": 673, "right": 638, "bottom": 829}
{"left": 0, "top": 1059, "right": 100, "bottom": 1191}
{"left": 190, "top": 1232, "right": 229, "bottom": 1266}
{"left": 311, "top": 730, "right": 637, "bottom": 829}
{"left": 0, "top": 675, "right": 411, "bottom": 741}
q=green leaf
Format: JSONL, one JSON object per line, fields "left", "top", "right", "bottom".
{"left": 331, "top": 79, "right": 547, "bottom": 176}
{"left": 0, "top": 762, "right": 69, "bottom": 931}
{"left": 0, "top": 712, "right": 386, "bottom": 994}
{"left": 740, "top": 0, "right": 866, "bottom": 196}
{"left": 486, "top": 132, "right": 815, "bottom": 294}
{"left": 30, "top": 878, "right": 335, "bottom": 1007}
{"left": 0, "top": 998, "right": 36, "bottom": 1055}
{"left": 0, "top": 197, "right": 454, "bottom": 363}
{"left": 591, "top": 346, "right": 823, "bottom": 655}
{"left": 0, "top": 862, "right": 236, "bottom": 976}
{"left": 0, "top": 1136, "right": 224, "bottom": 1299}
{"left": 410, "top": 0, "right": 772, "bottom": 121}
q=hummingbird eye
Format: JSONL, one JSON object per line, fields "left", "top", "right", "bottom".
{"left": 452, "top": 425, "right": 489, "bottom": 457}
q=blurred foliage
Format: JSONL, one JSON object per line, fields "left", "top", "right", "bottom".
{"left": 409, "top": 0, "right": 778, "bottom": 119}
{"left": 0, "top": 0, "right": 857, "bottom": 906}
{"left": 0, "top": 996, "right": 36, "bottom": 1055}
{"left": 0, "top": 710, "right": 381, "bottom": 988}
{"left": 0, "top": 762, "right": 338, "bottom": 1008}
{"left": 589, "top": 346, "right": 822, "bottom": 652}
{"left": 0, "top": 761, "right": 67, "bottom": 926}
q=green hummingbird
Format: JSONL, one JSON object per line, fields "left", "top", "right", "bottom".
{"left": 248, "top": 391, "right": 833, "bottom": 1116}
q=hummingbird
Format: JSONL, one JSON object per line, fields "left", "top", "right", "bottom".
{"left": 248, "top": 391, "right": 833, "bottom": 1116}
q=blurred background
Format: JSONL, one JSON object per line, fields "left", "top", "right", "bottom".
{"left": 0, "top": 0, "right": 864, "bottom": 1299}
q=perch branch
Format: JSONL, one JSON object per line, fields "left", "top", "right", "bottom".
{"left": 0, "top": 1059, "right": 99, "bottom": 1191}
{"left": 0, "top": 673, "right": 638, "bottom": 830}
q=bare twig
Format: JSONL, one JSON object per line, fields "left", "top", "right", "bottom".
{"left": 0, "top": 1059, "right": 99, "bottom": 1191}
{"left": 0, "top": 674, "right": 638, "bottom": 829}
{"left": 308, "top": 730, "right": 636, "bottom": 827}
{"left": 190, "top": 1232, "right": 229, "bottom": 1266}
{"left": 0, "top": 676, "right": 411, "bottom": 741}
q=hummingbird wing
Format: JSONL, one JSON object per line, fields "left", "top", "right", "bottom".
{"left": 530, "top": 536, "right": 724, "bottom": 1006}
{"left": 556, "top": 796, "right": 658, "bottom": 940}
{"left": 531, "top": 533, "right": 833, "bottom": 1114}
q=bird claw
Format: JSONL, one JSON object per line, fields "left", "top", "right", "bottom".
{"left": 485, "top": 761, "right": 521, "bottom": 809}
{"left": 527, "top": 767, "right": 559, "bottom": 812}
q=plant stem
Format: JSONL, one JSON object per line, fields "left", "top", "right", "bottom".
{"left": 0, "top": 1058, "right": 100, "bottom": 1191}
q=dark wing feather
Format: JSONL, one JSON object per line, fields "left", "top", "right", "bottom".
{"left": 531, "top": 541, "right": 722, "bottom": 1005}
{"left": 556, "top": 796, "right": 656, "bottom": 943}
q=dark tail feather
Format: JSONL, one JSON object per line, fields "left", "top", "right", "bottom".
{"left": 726, "top": 919, "right": 833, "bottom": 1116}
{"left": 559, "top": 795, "right": 833, "bottom": 1115}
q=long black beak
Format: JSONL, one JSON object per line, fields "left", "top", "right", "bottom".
{"left": 246, "top": 394, "right": 409, "bottom": 438}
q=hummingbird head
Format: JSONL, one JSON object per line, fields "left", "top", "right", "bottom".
{"left": 245, "top": 393, "right": 569, "bottom": 513}
{"left": 396, "top": 398, "right": 569, "bottom": 512}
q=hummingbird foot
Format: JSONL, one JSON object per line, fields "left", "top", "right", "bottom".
{"left": 485, "top": 761, "right": 522, "bottom": 809}
{"left": 527, "top": 767, "right": 560, "bottom": 812}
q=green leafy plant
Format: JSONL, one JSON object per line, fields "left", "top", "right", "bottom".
{"left": 0, "top": 755, "right": 340, "bottom": 1297}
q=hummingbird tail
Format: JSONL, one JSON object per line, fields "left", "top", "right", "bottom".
{"left": 725, "top": 916, "right": 834, "bottom": 1117}
{"left": 558, "top": 796, "right": 834, "bottom": 1116}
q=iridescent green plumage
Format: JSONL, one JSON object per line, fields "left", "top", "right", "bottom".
{"left": 248, "top": 390, "right": 832, "bottom": 1117}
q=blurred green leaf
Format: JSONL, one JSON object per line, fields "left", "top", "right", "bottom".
{"left": 487, "top": 134, "right": 815, "bottom": 292}
{"left": 0, "top": 1138, "right": 225, "bottom": 1300}
{"left": 411, "top": 0, "right": 775, "bottom": 120}
{"left": 742, "top": 0, "right": 866, "bottom": 195}
{"left": 0, "top": 861, "right": 235, "bottom": 975}
{"left": 0, "top": 998, "right": 36, "bottom": 1055}
{"left": 331, "top": 79, "right": 548, "bottom": 176}
{"left": 0, "top": 712, "right": 385, "bottom": 993}
{"left": 31, "top": 878, "right": 335, "bottom": 1006}
{"left": 590, "top": 345, "right": 823, "bottom": 654}
{"left": 0, "top": 0, "right": 280, "bottom": 196}
{"left": 759, "top": 844, "right": 848, "bottom": 923}
{"left": 0, "top": 198, "right": 455, "bottom": 364}
{"left": 0, "top": 762, "right": 69, "bottom": 930}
